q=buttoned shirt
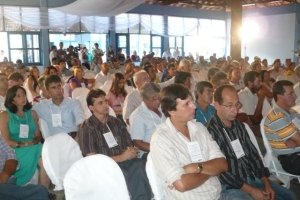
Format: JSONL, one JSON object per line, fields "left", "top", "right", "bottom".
{"left": 0, "top": 135, "right": 16, "bottom": 172}
{"left": 122, "top": 89, "right": 142, "bottom": 121}
{"left": 264, "top": 102, "right": 300, "bottom": 155}
{"left": 207, "top": 115, "right": 270, "bottom": 189}
{"left": 78, "top": 115, "right": 132, "bottom": 157}
{"left": 195, "top": 104, "right": 215, "bottom": 126}
{"left": 130, "top": 102, "right": 166, "bottom": 143}
{"left": 238, "top": 86, "right": 271, "bottom": 117}
{"left": 150, "top": 118, "right": 224, "bottom": 200}
{"left": 33, "top": 97, "right": 84, "bottom": 135}
{"left": 95, "top": 71, "right": 112, "bottom": 86}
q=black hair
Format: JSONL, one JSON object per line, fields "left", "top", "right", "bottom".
{"left": 5, "top": 85, "right": 32, "bottom": 113}
{"left": 45, "top": 75, "right": 61, "bottom": 90}
{"left": 160, "top": 84, "right": 191, "bottom": 117}
{"left": 214, "top": 85, "right": 236, "bottom": 104}
{"left": 272, "top": 80, "right": 294, "bottom": 101}
{"left": 243, "top": 71, "right": 259, "bottom": 87}
{"left": 87, "top": 89, "right": 106, "bottom": 107}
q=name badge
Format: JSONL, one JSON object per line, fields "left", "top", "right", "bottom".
{"left": 81, "top": 82, "right": 86, "bottom": 88}
{"left": 19, "top": 124, "right": 29, "bottom": 138}
{"left": 103, "top": 132, "right": 118, "bottom": 148}
{"left": 231, "top": 139, "right": 245, "bottom": 159}
{"left": 52, "top": 114, "right": 62, "bottom": 127}
{"left": 187, "top": 141, "right": 203, "bottom": 163}
{"left": 292, "top": 117, "right": 300, "bottom": 130}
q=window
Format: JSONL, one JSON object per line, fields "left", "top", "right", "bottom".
{"left": 151, "top": 35, "right": 162, "bottom": 57}
{"left": 8, "top": 33, "right": 40, "bottom": 64}
{"left": 129, "top": 34, "right": 150, "bottom": 58}
{"left": 169, "top": 36, "right": 183, "bottom": 57}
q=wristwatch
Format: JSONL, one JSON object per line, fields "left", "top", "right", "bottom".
{"left": 197, "top": 163, "right": 203, "bottom": 173}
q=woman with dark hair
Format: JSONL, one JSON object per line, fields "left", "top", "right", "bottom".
{"left": 0, "top": 86, "right": 45, "bottom": 186}
{"left": 106, "top": 73, "right": 127, "bottom": 122}
{"left": 25, "top": 66, "right": 41, "bottom": 102}
{"left": 260, "top": 70, "right": 273, "bottom": 104}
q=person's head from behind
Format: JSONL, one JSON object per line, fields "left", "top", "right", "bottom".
{"left": 207, "top": 67, "right": 220, "bottom": 82}
{"left": 5, "top": 85, "right": 32, "bottom": 113}
{"left": 177, "top": 59, "right": 191, "bottom": 73}
{"left": 141, "top": 82, "right": 161, "bottom": 112}
{"left": 160, "top": 84, "right": 195, "bottom": 122}
{"left": 45, "top": 75, "right": 63, "bottom": 100}
{"left": 8, "top": 72, "right": 24, "bottom": 89}
{"left": 211, "top": 71, "right": 228, "bottom": 90}
{"left": 243, "top": 71, "right": 260, "bottom": 93}
{"left": 195, "top": 81, "right": 213, "bottom": 106}
{"left": 214, "top": 85, "right": 242, "bottom": 123}
{"left": 133, "top": 70, "right": 150, "bottom": 90}
{"left": 174, "top": 71, "right": 192, "bottom": 90}
{"left": 272, "top": 80, "right": 296, "bottom": 110}
{"left": 86, "top": 89, "right": 108, "bottom": 115}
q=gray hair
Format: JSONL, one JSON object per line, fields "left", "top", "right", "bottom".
{"left": 140, "top": 82, "right": 161, "bottom": 100}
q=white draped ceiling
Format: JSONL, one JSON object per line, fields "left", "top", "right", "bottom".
{"left": 0, "top": 0, "right": 146, "bottom": 33}
{"left": 53, "top": 0, "right": 144, "bottom": 17}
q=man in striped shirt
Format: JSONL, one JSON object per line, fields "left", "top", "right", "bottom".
{"left": 207, "top": 85, "right": 296, "bottom": 200}
{"left": 264, "top": 80, "right": 300, "bottom": 175}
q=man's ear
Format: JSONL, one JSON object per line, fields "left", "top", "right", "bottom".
{"left": 88, "top": 105, "right": 94, "bottom": 112}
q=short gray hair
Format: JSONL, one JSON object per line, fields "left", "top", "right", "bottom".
{"left": 140, "top": 82, "right": 161, "bottom": 100}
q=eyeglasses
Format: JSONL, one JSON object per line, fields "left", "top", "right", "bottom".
{"left": 221, "top": 102, "right": 243, "bottom": 110}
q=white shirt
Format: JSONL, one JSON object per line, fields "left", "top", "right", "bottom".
{"left": 238, "top": 87, "right": 271, "bottom": 116}
{"left": 130, "top": 102, "right": 166, "bottom": 143}
{"left": 122, "top": 89, "right": 142, "bottom": 121}
{"left": 95, "top": 71, "right": 112, "bottom": 86}
{"left": 150, "top": 118, "right": 224, "bottom": 200}
{"left": 0, "top": 95, "right": 5, "bottom": 112}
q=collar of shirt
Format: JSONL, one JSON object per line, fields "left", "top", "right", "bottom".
{"left": 165, "top": 118, "right": 198, "bottom": 142}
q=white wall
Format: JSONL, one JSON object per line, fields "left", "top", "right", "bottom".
{"left": 241, "top": 13, "right": 296, "bottom": 64}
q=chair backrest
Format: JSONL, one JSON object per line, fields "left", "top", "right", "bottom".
{"left": 260, "top": 116, "right": 298, "bottom": 188}
{"left": 146, "top": 153, "right": 164, "bottom": 200}
{"left": 42, "top": 133, "right": 83, "bottom": 191}
{"left": 64, "top": 154, "right": 130, "bottom": 200}
{"left": 71, "top": 87, "right": 90, "bottom": 99}
{"left": 243, "top": 122, "right": 264, "bottom": 162}
{"left": 39, "top": 118, "right": 51, "bottom": 139}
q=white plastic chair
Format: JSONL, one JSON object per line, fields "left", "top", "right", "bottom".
{"left": 260, "top": 117, "right": 300, "bottom": 188}
{"left": 39, "top": 118, "right": 51, "bottom": 139}
{"left": 71, "top": 87, "right": 116, "bottom": 119}
{"left": 146, "top": 153, "right": 164, "bottom": 200}
{"left": 42, "top": 133, "right": 83, "bottom": 191}
{"left": 71, "top": 87, "right": 90, "bottom": 99}
{"left": 64, "top": 154, "right": 130, "bottom": 200}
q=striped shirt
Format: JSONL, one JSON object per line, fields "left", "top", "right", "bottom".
{"left": 264, "top": 103, "right": 300, "bottom": 154}
{"left": 78, "top": 115, "right": 133, "bottom": 157}
{"left": 207, "top": 115, "right": 270, "bottom": 189}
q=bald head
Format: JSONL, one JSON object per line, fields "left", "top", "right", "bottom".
{"left": 177, "top": 59, "right": 191, "bottom": 72}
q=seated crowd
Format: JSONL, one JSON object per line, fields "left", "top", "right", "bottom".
{"left": 0, "top": 52, "right": 300, "bottom": 200}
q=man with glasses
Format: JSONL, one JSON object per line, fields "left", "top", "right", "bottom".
{"left": 207, "top": 85, "right": 296, "bottom": 200}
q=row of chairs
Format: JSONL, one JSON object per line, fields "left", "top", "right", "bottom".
{"left": 42, "top": 133, "right": 131, "bottom": 200}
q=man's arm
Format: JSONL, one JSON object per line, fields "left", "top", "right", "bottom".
{"left": 133, "top": 140, "right": 149, "bottom": 152}
{"left": 173, "top": 157, "right": 227, "bottom": 192}
{"left": 249, "top": 90, "right": 265, "bottom": 125}
{"left": 111, "top": 147, "right": 138, "bottom": 163}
